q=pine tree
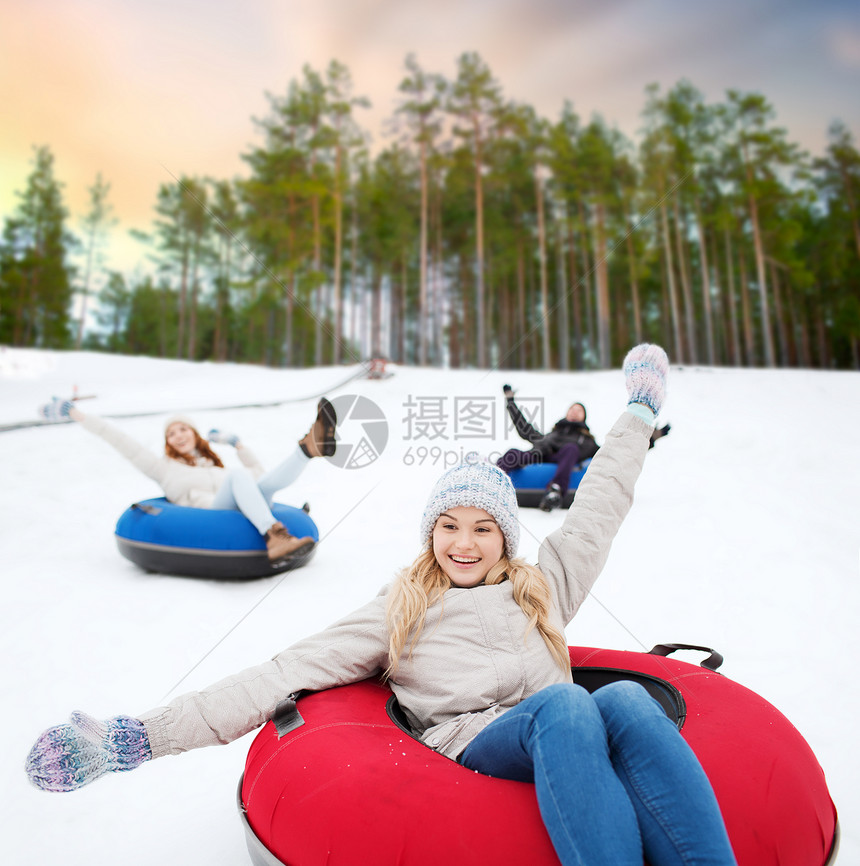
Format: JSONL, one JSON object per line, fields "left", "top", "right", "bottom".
{"left": 448, "top": 52, "right": 503, "bottom": 368}
{"left": 396, "top": 54, "right": 446, "bottom": 366}
{"left": 0, "top": 145, "right": 75, "bottom": 347}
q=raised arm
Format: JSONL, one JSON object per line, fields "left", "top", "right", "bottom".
{"left": 538, "top": 344, "right": 669, "bottom": 622}
{"left": 38, "top": 396, "right": 167, "bottom": 482}
{"left": 503, "top": 384, "right": 545, "bottom": 444}
{"left": 73, "top": 409, "right": 166, "bottom": 482}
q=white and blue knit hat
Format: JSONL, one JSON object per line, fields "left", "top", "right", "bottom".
{"left": 420, "top": 460, "right": 520, "bottom": 558}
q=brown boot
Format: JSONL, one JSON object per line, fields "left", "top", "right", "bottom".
{"left": 298, "top": 397, "right": 338, "bottom": 458}
{"left": 265, "top": 522, "right": 314, "bottom": 562}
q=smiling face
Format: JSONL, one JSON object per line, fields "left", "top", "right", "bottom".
{"left": 565, "top": 402, "right": 586, "bottom": 423}
{"left": 165, "top": 422, "right": 197, "bottom": 456}
{"left": 431, "top": 506, "right": 505, "bottom": 588}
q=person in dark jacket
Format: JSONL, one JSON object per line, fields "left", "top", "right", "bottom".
{"left": 497, "top": 385, "right": 669, "bottom": 511}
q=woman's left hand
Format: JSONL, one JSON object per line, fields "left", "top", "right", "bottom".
{"left": 208, "top": 429, "right": 241, "bottom": 447}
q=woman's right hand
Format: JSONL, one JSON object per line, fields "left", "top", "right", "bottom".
{"left": 38, "top": 397, "right": 75, "bottom": 423}
{"left": 25, "top": 712, "right": 152, "bottom": 793}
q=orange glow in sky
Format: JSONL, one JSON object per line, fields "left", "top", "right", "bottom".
{"left": 2, "top": 0, "right": 858, "bottom": 273}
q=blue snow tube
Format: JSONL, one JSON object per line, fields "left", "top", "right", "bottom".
{"left": 507, "top": 459, "right": 592, "bottom": 508}
{"left": 115, "top": 497, "right": 319, "bottom": 579}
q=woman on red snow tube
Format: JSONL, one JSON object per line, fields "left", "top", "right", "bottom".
{"left": 25, "top": 345, "right": 834, "bottom": 865}
{"left": 238, "top": 643, "right": 837, "bottom": 866}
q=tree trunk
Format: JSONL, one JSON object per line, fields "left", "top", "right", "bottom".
{"left": 786, "top": 279, "right": 809, "bottom": 367}
{"left": 418, "top": 141, "right": 429, "bottom": 365}
{"left": 556, "top": 209, "right": 569, "bottom": 370}
{"left": 286, "top": 270, "right": 295, "bottom": 367}
{"left": 349, "top": 200, "right": 359, "bottom": 359}
{"left": 709, "top": 227, "right": 727, "bottom": 364}
{"left": 371, "top": 265, "right": 382, "bottom": 359}
{"left": 659, "top": 199, "right": 683, "bottom": 362}
{"left": 186, "top": 237, "right": 201, "bottom": 360}
{"left": 743, "top": 155, "right": 776, "bottom": 366}
{"left": 517, "top": 239, "right": 527, "bottom": 369}
{"left": 535, "top": 169, "right": 551, "bottom": 369}
{"left": 768, "top": 259, "right": 790, "bottom": 366}
{"left": 625, "top": 226, "right": 642, "bottom": 345}
{"left": 567, "top": 222, "right": 583, "bottom": 369}
{"left": 738, "top": 251, "right": 755, "bottom": 365}
{"left": 159, "top": 283, "right": 169, "bottom": 358}
{"left": 673, "top": 193, "right": 697, "bottom": 363}
{"left": 577, "top": 201, "right": 594, "bottom": 361}
{"left": 176, "top": 246, "right": 189, "bottom": 359}
{"left": 723, "top": 228, "right": 741, "bottom": 366}
{"left": 474, "top": 121, "right": 486, "bottom": 368}
{"left": 400, "top": 255, "right": 408, "bottom": 363}
{"left": 814, "top": 306, "right": 828, "bottom": 369}
{"left": 433, "top": 185, "right": 445, "bottom": 365}
{"left": 593, "top": 201, "right": 610, "bottom": 368}
{"left": 612, "top": 276, "right": 629, "bottom": 360}
{"left": 694, "top": 196, "right": 715, "bottom": 365}
{"left": 333, "top": 146, "right": 344, "bottom": 364}
{"left": 312, "top": 190, "right": 323, "bottom": 367}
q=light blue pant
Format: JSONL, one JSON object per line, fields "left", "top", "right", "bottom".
{"left": 211, "top": 446, "right": 309, "bottom": 535}
{"left": 460, "top": 681, "right": 737, "bottom": 866}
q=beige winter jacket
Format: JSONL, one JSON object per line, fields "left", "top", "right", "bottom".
{"left": 140, "top": 411, "right": 652, "bottom": 762}
{"left": 77, "top": 412, "right": 263, "bottom": 508}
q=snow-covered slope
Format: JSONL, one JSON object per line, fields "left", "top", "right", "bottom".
{"left": 2, "top": 347, "right": 857, "bottom": 864}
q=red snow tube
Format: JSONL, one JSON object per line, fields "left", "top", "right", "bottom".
{"left": 238, "top": 645, "right": 838, "bottom": 866}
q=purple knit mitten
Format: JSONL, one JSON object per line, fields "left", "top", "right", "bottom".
{"left": 25, "top": 713, "right": 151, "bottom": 793}
{"left": 623, "top": 343, "right": 669, "bottom": 416}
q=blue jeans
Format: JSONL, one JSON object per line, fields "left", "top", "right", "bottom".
{"left": 460, "top": 682, "right": 737, "bottom": 866}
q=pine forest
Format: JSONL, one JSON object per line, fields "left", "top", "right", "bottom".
{"left": 2, "top": 54, "right": 859, "bottom": 370}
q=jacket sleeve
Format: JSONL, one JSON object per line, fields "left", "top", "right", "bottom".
{"left": 505, "top": 398, "right": 544, "bottom": 444}
{"left": 76, "top": 412, "right": 169, "bottom": 485}
{"left": 538, "top": 411, "right": 652, "bottom": 624}
{"left": 138, "top": 592, "right": 391, "bottom": 758}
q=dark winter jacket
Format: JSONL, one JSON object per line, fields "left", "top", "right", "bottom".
{"left": 505, "top": 398, "right": 600, "bottom": 461}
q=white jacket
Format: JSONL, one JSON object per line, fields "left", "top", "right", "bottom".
{"left": 140, "top": 411, "right": 652, "bottom": 761}
{"left": 78, "top": 412, "right": 263, "bottom": 509}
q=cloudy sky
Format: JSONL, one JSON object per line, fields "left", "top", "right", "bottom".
{"left": 2, "top": 0, "right": 859, "bottom": 272}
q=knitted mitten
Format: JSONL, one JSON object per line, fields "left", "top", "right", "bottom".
{"left": 38, "top": 397, "right": 74, "bottom": 423}
{"left": 208, "top": 429, "right": 240, "bottom": 447}
{"left": 623, "top": 343, "right": 669, "bottom": 417}
{"left": 25, "top": 712, "right": 151, "bottom": 793}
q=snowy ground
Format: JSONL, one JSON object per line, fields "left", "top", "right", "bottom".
{"left": 1, "top": 347, "right": 857, "bottom": 865}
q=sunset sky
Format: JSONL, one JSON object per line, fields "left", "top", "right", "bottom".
{"left": 2, "top": 0, "right": 859, "bottom": 274}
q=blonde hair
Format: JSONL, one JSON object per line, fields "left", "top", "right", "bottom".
{"left": 384, "top": 547, "right": 570, "bottom": 679}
